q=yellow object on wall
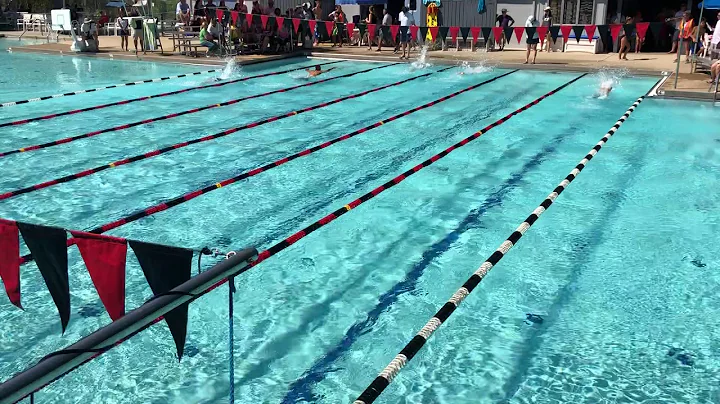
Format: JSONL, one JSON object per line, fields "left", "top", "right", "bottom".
{"left": 426, "top": 2, "right": 438, "bottom": 41}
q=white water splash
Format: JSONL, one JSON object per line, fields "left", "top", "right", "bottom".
{"left": 410, "top": 45, "right": 432, "bottom": 70}
{"left": 458, "top": 60, "right": 492, "bottom": 75}
{"left": 219, "top": 58, "right": 241, "bottom": 79}
{"left": 593, "top": 67, "right": 629, "bottom": 97}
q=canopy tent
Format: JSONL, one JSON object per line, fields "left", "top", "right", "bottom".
{"left": 699, "top": 0, "right": 720, "bottom": 9}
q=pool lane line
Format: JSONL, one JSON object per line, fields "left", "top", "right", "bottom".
{"left": 14, "top": 64, "right": 467, "bottom": 265}
{"left": 0, "top": 63, "right": 400, "bottom": 203}
{"left": 0, "top": 61, "right": 343, "bottom": 131}
{"left": 0, "top": 68, "right": 230, "bottom": 109}
{"left": 352, "top": 93, "right": 648, "bottom": 404}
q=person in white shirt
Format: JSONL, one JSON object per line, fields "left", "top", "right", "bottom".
{"left": 80, "top": 17, "right": 99, "bottom": 50}
{"left": 667, "top": 4, "right": 686, "bottom": 54}
{"left": 116, "top": 9, "right": 129, "bottom": 51}
{"left": 176, "top": 0, "right": 191, "bottom": 24}
{"left": 398, "top": 7, "right": 413, "bottom": 59}
{"left": 376, "top": 8, "right": 392, "bottom": 52}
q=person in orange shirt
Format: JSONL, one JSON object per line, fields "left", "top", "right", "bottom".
{"left": 675, "top": 11, "right": 694, "bottom": 63}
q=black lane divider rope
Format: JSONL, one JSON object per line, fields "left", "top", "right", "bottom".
{"left": 0, "top": 61, "right": 342, "bottom": 131}
{"left": 353, "top": 94, "right": 648, "bottom": 404}
{"left": 15, "top": 64, "right": 466, "bottom": 265}
{"left": 6, "top": 72, "right": 569, "bottom": 399}
{"left": 0, "top": 68, "right": 227, "bottom": 109}
{"left": 0, "top": 63, "right": 399, "bottom": 204}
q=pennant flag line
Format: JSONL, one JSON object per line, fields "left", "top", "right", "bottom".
{"left": 0, "top": 219, "right": 21, "bottom": 308}
{"left": 596, "top": 24, "right": 609, "bottom": 44}
{"left": 390, "top": 24, "right": 400, "bottom": 40}
{"left": 549, "top": 25, "right": 560, "bottom": 42}
{"left": 585, "top": 25, "right": 596, "bottom": 42}
{"left": 636, "top": 22, "right": 649, "bottom": 41}
{"left": 449, "top": 26, "right": 459, "bottom": 43}
{"left": 503, "top": 26, "right": 513, "bottom": 42}
{"left": 536, "top": 26, "right": 548, "bottom": 42}
{"left": 410, "top": 25, "right": 418, "bottom": 40}
{"left": 610, "top": 24, "right": 622, "bottom": 43}
{"left": 560, "top": 25, "right": 572, "bottom": 42}
{"left": 514, "top": 26, "right": 524, "bottom": 43}
{"left": 481, "top": 27, "right": 491, "bottom": 42}
{"left": 429, "top": 26, "right": 439, "bottom": 41}
{"left": 571, "top": 25, "right": 584, "bottom": 43}
{"left": 460, "top": 26, "right": 470, "bottom": 42}
{"left": 491, "top": 27, "right": 502, "bottom": 43}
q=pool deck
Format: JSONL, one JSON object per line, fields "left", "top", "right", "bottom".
{"left": 2, "top": 30, "right": 716, "bottom": 100}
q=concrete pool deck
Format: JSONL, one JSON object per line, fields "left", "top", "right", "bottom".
{"left": 2, "top": 30, "right": 716, "bottom": 100}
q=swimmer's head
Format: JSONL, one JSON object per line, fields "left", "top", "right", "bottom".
{"left": 315, "top": 65, "right": 321, "bottom": 71}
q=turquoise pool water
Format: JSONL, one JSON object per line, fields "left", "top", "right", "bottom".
{"left": 0, "top": 49, "right": 719, "bottom": 404}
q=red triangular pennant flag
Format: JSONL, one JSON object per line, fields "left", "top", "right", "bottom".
{"left": 215, "top": 8, "right": 224, "bottom": 21}
{"left": 492, "top": 26, "right": 503, "bottom": 43}
{"left": 71, "top": 231, "right": 127, "bottom": 322}
{"left": 429, "top": 26, "right": 439, "bottom": 41}
{"left": 291, "top": 18, "right": 301, "bottom": 34}
{"left": 560, "top": 25, "right": 572, "bottom": 42}
{"left": 325, "top": 20, "right": 335, "bottom": 36}
{"left": 610, "top": 24, "right": 622, "bottom": 43}
{"left": 231, "top": 11, "right": 239, "bottom": 25}
{"left": 536, "top": 26, "right": 548, "bottom": 43}
{"left": 585, "top": 25, "right": 596, "bottom": 42}
{"left": 470, "top": 26, "right": 481, "bottom": 42}
{"left": 0, "top": 219, "right": 21, "bottom": 309}
{"left": 449, "top": 26, "right": 459, "bottom": 42}
{"left": 260, "top": 14, "right": 268, "bottom": 29}
{"left": 636, "top": 22, "right": 649, "bottom": 42}
{"left": 410, "top": 25, "right": 418, "bottom": 40}
{"left": 346, "top": 22, "right": 355, "bottom": 36}
{"left": 308, "top": 19, "right": 316, "bottom": 34}
{"left": 275, "top": 16, "right": 284, "bottom": 30}
{"left": 513, "top": 26, "right": 524, "bottom": 43}
{"left": 390, "top": 24, "right": 400, "bottom": 40}
{"left": 367, "top": 23, "right": 376, "bottom": 39}
{"left": 245, "top": 12, "right": 253, "bottom": 27}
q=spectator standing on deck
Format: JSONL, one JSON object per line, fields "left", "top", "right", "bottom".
{"left": 176, "top": 0, "right": 191, "bottom": 24}
{"left": 312, "top": 0, "right": 322, "bottom": 46}
{"left": 376, "top": 8, "right": 391, "bottom": 52}
{"left": 667, "top": 4, "right": 687, "bottom": 54}
{"left": 398, "top": 6, "right": 413, "bottom": 59}
{"left": 496, "top": 8, "right": 514, "bottom": 51}
{"left": 117, "top": 8, "right": 129, "bottom": 51}
{"left": 524, "top": 15, "right": 539, "bottom": 64}
{"left": 541, "top": 6, "right": 553, "bottom": 52}
{"left": 674, "top": 11, "right": 694, "bottom": 63}
{"left": 193, "top": 0, "right": 205, "bottom": 18}
{"left": 365, "top": 6, "right": 379, "bottom": 50}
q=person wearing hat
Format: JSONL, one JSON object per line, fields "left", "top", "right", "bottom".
{"left": 495, "top": 8, "right": 514, "bottom": 51}
{"left": 541, "top": 6, "right": 553, "bottom": 52}
{"left": 80, "top": 17, "right": 99, "bottom": 49}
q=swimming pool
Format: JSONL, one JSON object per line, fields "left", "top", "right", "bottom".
{"left": 0, "top": 48, "right": 719, "bottom": 404}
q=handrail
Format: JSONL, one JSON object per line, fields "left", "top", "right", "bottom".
{"left": 0, "top": 247, "right": 258, "bottom": 404}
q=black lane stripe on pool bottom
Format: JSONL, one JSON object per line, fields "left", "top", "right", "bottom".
{"left": 0, "top": 61, "right": 375, "bottom": 155}
{"left": 281, "top": 122, "right": 578, "bottom": 403}
{"left": 16, "top": 67, "right": 515, "bottom": 265}
{"left": 0, "top": 63, "right": 400, "bottom": 203}
{"left": 10, "top": 73, "right": 580, "bottom": 396}
{"left": 352, "top": 94, "right": 647, "bottom": 404}
{"left": 0, "top": 61, "right": 343, "bottom": 131}
{"left": 0, "top": 67, "right": 226, "bottom": 109}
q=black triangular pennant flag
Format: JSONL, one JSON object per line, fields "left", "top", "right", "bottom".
{"left": 648, "top": 22, "right": 662, "bottom": 43}
{"left": 596, "top": 24, "right": 609, "bottom": 45}
{"left": 525, "top": 26, "right": 537, "bottom": 41}
{"left": 572, "top": 25, "right": 584, "bottom": 43}
{"left": 549, "top": 25, "right": 560, "bottom": 43}
{"left": 460, "top": 27, "right": 470, "bottom": 42}
{"left": 438, "top": 26, "right": 449, "bottom": 41}
{"left": 623, "top": 23, "right": 635, "bottom": 38}
{"left": 419, "top": 26, "right": 429, "bottom": 41}
{"left": 129, "top": 240, "right": 193, "bottom": 360}
{"left": 17, "top": 222, "right": 70, "bottom": 333}
{"left": 503, "top": 27, "right": 513, "bottom": 42}
{"left": 358, "top": 23, "right": 367, "bottom": 37}
{"left": 481, "top": 27, "right": 492, "bottom": 42}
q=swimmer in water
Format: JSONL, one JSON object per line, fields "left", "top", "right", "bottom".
{"left": 306, "top": 65, "right": 336, "bottom": 77}
{"left": 594, "top": 82, "right": 613, "bottom": 98}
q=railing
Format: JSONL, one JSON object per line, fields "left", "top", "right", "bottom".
{"left": 0, "top": 247, "right": 257, "bottom": 404}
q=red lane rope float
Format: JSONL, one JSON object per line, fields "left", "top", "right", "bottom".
{"left": 10, "top": 74, "right": 585, "bottom": 401}
{"left": 0, "top": 63, "right": 398, "bottom": 203}
{"left": 16, "top": 64, "right": 462, "bottom": 265}
{"left": 0, "top": 68, "right": 227, "bottom": 109}
{"left": 0, "top": 61, "right": 342, "bottom": 130}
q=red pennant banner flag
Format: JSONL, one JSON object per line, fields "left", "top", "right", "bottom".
{"left": 449, "top": 26, "right": 459, "bottom": 42}
{"left": 470, "top": 26, "right": 481, "bottom": 42}
{"left": 536, "top": 26, "right": 548, "bottom": 43}
{"left": 260, "top": 14, "right": 268, "bottom": 29}
{"left": 492, "top": 27, "right": 503, "bottom": 43}
{"left": 390, "top": 24, "right": 400, "bottom": 40}
{"left": 292, "top": 17, "right": 301, "bottom": 33}
{"left": 636, "top": 22, "right": 649, "bottom": 41}
{"left": 325, "top": 20, "right": 335, "bottom": 36}
{"left": 275, "top": 16, "right": 284, "bottom": 29}
{"left": 245, "top": 12, "right": 253, "bottom": 27}
{"left": 585, "top": 25, "right": 596, "bottom": 42}
{"left": 346, "top": 22, "right": 355, "bottom": 35}
{"left": 429, "top": 26, "right": 439, "bottom": 41}
{"left": 215, "top": 8, "right": 224, "bottom": 21}
{"left": 71, "top": 231, "right": 127, "bottom": 322}
{"left": 514, "top": 26, "right": 524, "bottom": 43}
{"left": 367, "top": 23, "right": 376, "bottom": 39}
{"left": 610, "top": 24, "right": 622, "bottom": 43}
{"left": 560, "top": 25, "right": 572, "bottom": 42}
{"left": 0, "top": 219, "right": 21, "bottom": 308}
{"left": 231, "top": 11, "right": 239, "bottom": 25}
{"left": 308, "top": 19, "right": 316, "bottom": 34}
{"left": 410, "top": 25, "right": 418, "bottom": 40}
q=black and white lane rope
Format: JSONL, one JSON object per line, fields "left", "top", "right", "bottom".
{"left": 0, "top": 68, "right": 223, "bottom": 108}
{"left": 353, "top": 95, "right": 648, "bottom": 404}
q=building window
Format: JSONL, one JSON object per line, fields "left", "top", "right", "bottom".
{"left": 578, "top": 0, "right": 594, "bottom": 24}
{"left": 562, "top": 0, "right": 577, "bottom": 24}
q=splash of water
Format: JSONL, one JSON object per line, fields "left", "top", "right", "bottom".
{"left": 458, "top": 60, "right": 492, "bottom": 75}
{"left": 219, "top": 58, "right": 240, "bottom": 79}
{"left": 410, "top": 45, "right": 432, "bottom": 69}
